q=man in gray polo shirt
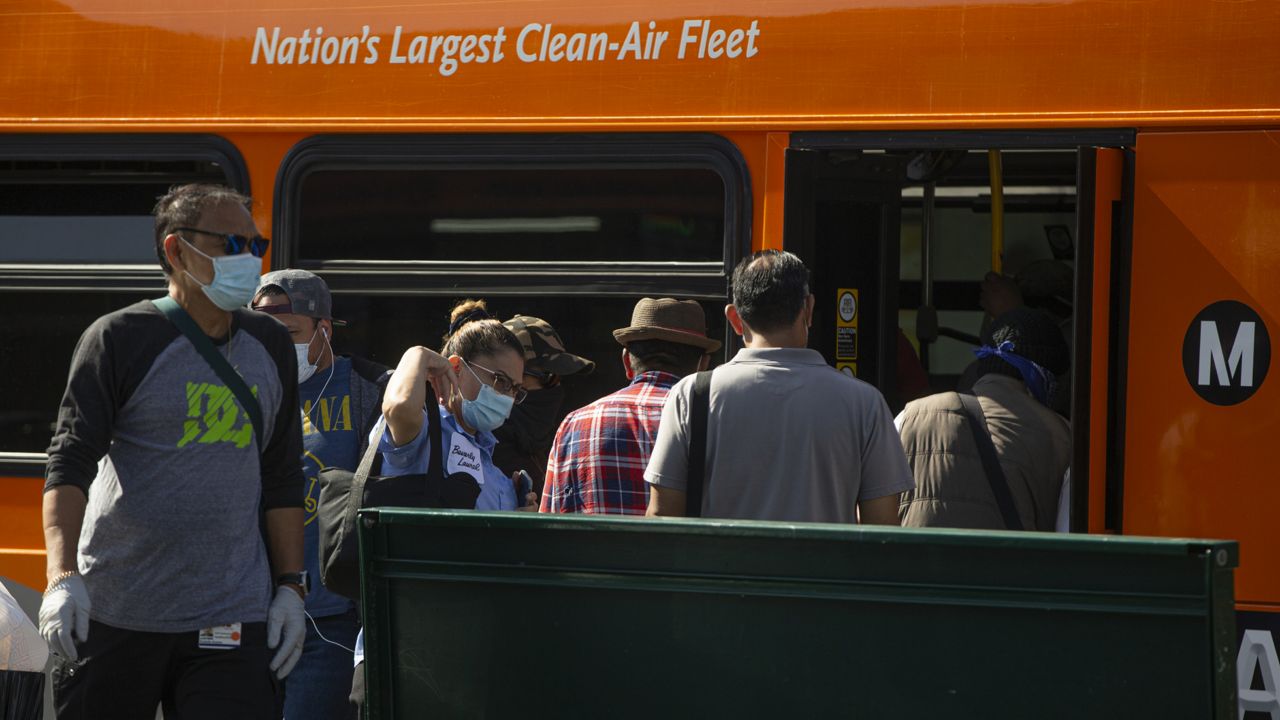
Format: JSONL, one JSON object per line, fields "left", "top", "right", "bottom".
{"left": 645, "top": 250, "right": 911, "bottom": 523}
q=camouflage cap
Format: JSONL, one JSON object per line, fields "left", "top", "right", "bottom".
{"left": 502, "top": 315, "right": 595, "bottom": 377}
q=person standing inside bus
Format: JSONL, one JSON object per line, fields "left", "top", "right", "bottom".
{"left": 252, "top": 269, "right": 390, "bottom": 720}
{"left": 542, "top": 298, "right": 716, "bottom": 514}
{"left": 39, "top": 184, "right": 306, "bottom": 719}
{"left": 645, "top": 250, "right": 912, "bottom": 522}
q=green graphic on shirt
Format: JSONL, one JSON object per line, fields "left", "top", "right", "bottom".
{"left": 179, "top": 382, "right": 259, "bottom": 449}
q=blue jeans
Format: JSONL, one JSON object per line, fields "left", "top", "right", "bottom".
{"left": 282, "top": 608, "right": 359, "bottom": 720}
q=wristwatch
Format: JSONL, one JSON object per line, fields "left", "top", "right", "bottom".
{"left": 276, "top": 571, "right": 310, "bottom": 598}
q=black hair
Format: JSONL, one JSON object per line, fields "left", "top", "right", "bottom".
{"left": 153, "top": 184, "right": 252, "bottom": 275}
{"left": 442, "top": 299, "right": 523, "bottom": 362}
{"left": 626, "top": 339, "right": 705, "bottom": 377}
{"left": 730, "top": 249, "right": 811, "bottom": 334}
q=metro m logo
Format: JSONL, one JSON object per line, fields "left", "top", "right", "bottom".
{"left": 1182, "top": 301, "right": 1271, "bottom": 406}
{"left": 1199, "top": 320, "right": 1255, "bottom": 387}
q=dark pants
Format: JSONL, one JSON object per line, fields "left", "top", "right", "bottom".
{"left": 53, "top": 619, "right": 279, "bottom": 720}
{"left": 282, "top": 609, "right": 359, "bottom": 720}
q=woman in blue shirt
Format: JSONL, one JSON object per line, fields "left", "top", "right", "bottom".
{"left": 373, "top": 302, "right": 531, "bottom": 511}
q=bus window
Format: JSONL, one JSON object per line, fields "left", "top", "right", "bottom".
{"left": 297, "top": 166, "right": 726, "bottom": 263}
{"left": 275, "top": 134, "right": 749, "bottom": 422}
{"left": 0, "top": 146, "right": 241, "bottom": 457}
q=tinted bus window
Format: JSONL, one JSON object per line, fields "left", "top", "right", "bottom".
{"left": 1, "top": 290, "right": 155, "bottom": 453}
{"left": 0, "top": 154, "right": 233, "bottom": 455}
{"left": 297, "top": 167, "right": 726, "bottom": 263}
{"left": 0, "top": 159, "right": 227, "bottom": 263}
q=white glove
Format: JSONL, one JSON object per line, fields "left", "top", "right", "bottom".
{"left": 38, "top": 574, "right": 91, "bottom": 661}
{"left": 267, "top": 587, "right": 305, "bottom": 678}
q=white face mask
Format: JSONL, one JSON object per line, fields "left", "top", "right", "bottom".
{"left": 295, "top": 325, "right": 323, "bottom": 383}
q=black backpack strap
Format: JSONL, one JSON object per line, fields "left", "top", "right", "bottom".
{"left": 685, "top": 370, "right": 712, "bottom": 518}
{"left": 956, "top": 394, "right": 1023, "bottom": 531}
{"left": 152, "top": 297, "right": 264, "bottom": 450}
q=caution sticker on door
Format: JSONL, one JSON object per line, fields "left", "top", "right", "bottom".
{"left": 836, "top": 288, "right": 858, "bottom": 361}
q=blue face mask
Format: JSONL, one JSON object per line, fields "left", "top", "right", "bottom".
{"left": 460, "top": 360, "right": 515, "bottom": 433}
{"left": 181, "top": 236, "right": 262, "bottom": 311}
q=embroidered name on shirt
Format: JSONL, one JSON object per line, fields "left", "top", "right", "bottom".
{"left": 446, "top": 434, "right": 484, "bottom": 483}
{"left": 179, "top": 382, "right": 258, "bottom": 449}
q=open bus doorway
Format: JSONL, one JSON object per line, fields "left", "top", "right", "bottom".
{"left": 784, "top": 131, "right": 1133, "bottom": 533}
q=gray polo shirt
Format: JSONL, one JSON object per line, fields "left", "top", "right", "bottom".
{"left": 645, "top": 347, "right": 912, "bottom": 522}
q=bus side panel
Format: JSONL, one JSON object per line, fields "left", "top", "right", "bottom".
{"left": 0, "top": 476, "right": 50, "bottom": 592}
{"left": 1124, "top": 130, "right": 1280, "bottom": 606}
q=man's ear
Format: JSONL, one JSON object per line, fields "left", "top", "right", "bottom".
{"left": 804, "top": 294, "right": 816, "bottom": 327}
{"left": 725, "top": 304, "right": 745, "bottom": 337}
{"left": 698, "top": 353, "right": 711, "bottom": 372}
{"left": 163, "top": 234, "right": 185, "bottom": 274}
{"left": 621, "top": 348, "right": 635, "bottom": 380}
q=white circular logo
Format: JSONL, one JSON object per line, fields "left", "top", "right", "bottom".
{"left": 838, "top": 292, "right": 857, "bottom": 323}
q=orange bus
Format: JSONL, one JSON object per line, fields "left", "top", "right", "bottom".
{"left": 2, "top": 0, "right": 1278, "bottom": 709}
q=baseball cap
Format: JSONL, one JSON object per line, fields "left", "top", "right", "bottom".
{"left": 253, "top": 269, "right": 346, "bottom": 326}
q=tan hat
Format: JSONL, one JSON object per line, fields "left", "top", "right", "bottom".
{"left": 612, "top": 298, "right": 722, "bottom": 352}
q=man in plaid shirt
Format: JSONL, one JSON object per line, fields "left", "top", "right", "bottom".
{"left": 541, "top": 298, "right": 720, "bottom": 514}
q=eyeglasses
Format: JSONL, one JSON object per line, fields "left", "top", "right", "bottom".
{"left": 468, "top": 360, "right": 528, "bottom": 404}
{"left": 524, "top": 367, "right": 559, "bottom": 385}
{"left": 175, "top": 227, "right": 270, "bottom": 258}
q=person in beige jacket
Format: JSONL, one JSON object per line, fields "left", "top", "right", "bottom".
{"left": 897, "top": 308, "right": 1071, "bottom": 530}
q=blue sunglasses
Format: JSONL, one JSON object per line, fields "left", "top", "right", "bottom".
{"left": 175, "top": 227, "right": 270, "bottom": 258}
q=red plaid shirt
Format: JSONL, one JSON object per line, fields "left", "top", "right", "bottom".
{"left": 540, "top": 371, "right": 680, "bottom": 515}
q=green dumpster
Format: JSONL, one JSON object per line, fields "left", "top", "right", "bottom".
{"left": 358, "top": 510, "right": 1237, "bottom": 719}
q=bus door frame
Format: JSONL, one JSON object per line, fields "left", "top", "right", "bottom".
{"left": 786, "top": 130, "right": 1134, "bottom": 531}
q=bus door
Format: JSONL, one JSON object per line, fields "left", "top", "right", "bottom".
{"left": 1120, "top": 131, "right": 1280, "bottom": 716}
{"left": 784, "top": 132, "right": 1128, "bottom": 426}
{"left": 782, "top": 145, "right": 905, "bottom": 407}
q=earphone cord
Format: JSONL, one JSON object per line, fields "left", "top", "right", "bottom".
{"left": 303, "top": 333, "right": 336, "bottom": 425}
{"left": 303, "top": 608, "right": 356, "bottom": 654}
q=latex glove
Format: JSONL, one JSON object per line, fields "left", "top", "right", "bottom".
{"left": 267, "top": 587, "right": 305, "bottom": 678}
{"left": 38, "top": 574, "right": 91, "bottom": 661}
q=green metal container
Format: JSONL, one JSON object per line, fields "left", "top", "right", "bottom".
{"left": 358, "top": 510, "right": 1237, "bottom": 719}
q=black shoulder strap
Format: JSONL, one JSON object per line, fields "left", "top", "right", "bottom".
{"left": 360, "top": 385, "right": 446, "bottom": 483}
{"left": 152, "top": 297, "right": 264, "bottom": 450}
{"left": 425, "top": 391, "right": 445, "bottom": 483}
{"left": 957, "top": 394, "right": 1023, "bottom": 531}
{"left": 685, "top": 370, "right": 713, "bottom": 518}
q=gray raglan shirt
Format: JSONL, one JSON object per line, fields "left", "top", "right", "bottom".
{"left": 45, "top": 299, "right": 303, "bottom": 633}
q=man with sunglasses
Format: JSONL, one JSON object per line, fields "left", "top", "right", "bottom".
{"left": 41, "top": 184, "right": 306, "bottom": 719}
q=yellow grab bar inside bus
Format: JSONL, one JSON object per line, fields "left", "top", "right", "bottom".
{"left": 988, "top": 149, "right": 1004, "bottom": 274}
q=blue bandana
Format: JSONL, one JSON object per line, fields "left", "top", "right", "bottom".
{"left": 973, "top": 340, "right": 1056, "bottom": 406}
